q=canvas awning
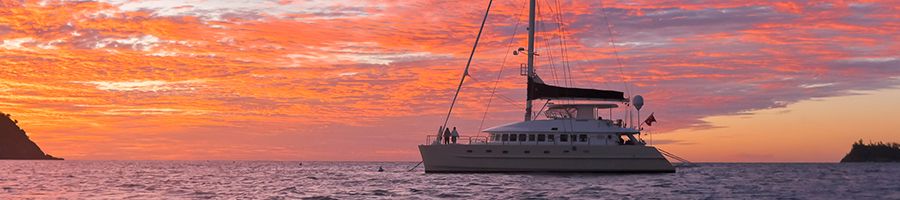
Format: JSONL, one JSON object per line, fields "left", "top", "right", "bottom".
{"left": 527, "top": 75, "right": 626, "bottom": 101}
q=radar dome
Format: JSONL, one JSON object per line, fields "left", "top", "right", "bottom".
{"left": 633, "top": 95, "right": 644, "bottom": 111}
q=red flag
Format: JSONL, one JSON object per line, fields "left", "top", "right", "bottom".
{"left": 644, "top": 113, "right": 657, "bottom": 126}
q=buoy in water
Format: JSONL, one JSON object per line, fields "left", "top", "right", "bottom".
{"left": 378, "top": 166, "right": 385, "bottom": 172}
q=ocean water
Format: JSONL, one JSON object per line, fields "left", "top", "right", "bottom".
{"left": 1, "top": 161, "right": 898, "bottom": 199}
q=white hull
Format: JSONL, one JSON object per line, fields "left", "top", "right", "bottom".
{"left": 419, "top": 144, "right": 675, "bottom": 173}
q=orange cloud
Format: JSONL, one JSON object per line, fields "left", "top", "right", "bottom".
{"left": 0, "top": 0, "right": 897, "bottom": 161}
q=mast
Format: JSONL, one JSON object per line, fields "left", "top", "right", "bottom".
{"left": 524, "top": 0, "right": 536, "bottom": 121}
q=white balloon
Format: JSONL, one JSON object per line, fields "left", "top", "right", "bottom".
{"left": 633, "top": 95, "right": 644, "bottom": 111}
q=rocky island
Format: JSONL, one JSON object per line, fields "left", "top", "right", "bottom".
{"left": 840, "top": 140, "right": 900, "bottom": 163}
{"left": 0, "top": 112, "right": 62, "bottom": 160}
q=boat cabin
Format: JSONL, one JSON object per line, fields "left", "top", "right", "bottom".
{"left": 469, "top": 103, "right": 644, "bottom": 146}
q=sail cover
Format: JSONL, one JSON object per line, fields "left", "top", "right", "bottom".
{"left": 527, "top": 75, "right": 626, "bottom": 101}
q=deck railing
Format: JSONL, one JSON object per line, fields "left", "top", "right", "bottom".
{"left": 426, "top": 135, "right": 488, "bottom": 145}
{"left": 425, "top": 134, "right": 644, "bottom": 146}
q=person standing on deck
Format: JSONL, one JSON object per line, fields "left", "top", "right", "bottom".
{"left": 451, "top": 127, "right": 459, "bottom": 144}
{"left": 443, "top": 127, "right": 451, "bottom": 144}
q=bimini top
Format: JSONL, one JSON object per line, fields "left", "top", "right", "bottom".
{"left": 548, "top": 103, "right": 619, "bottom": 109}
{"left": 483, "top": 119, "right": 639, "bottom": 134}
{"left": 527, "top": 75, "right": 626, "bottom": 102}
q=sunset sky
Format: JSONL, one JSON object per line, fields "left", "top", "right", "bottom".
{"left": 1, "top": 0, "right": 898, "bottom": 161}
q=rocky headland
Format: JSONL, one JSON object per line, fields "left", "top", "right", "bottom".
{"left": 0, "top": 112, "right": 62, "bottom": 160}
{"left": 840, "top": 140, "right": 900, "bottom": 163}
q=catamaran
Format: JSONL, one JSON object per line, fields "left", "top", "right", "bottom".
{"left": 418, "top": 0, "right": 675, "bottom": 173}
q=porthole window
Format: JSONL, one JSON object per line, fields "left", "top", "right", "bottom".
{"left": 502, "top": 151, "right": 508, "bottom": 154}
{"left": 524, "top": 150, "right": 531, "bottom": 154}
{"left": 486, "top": 150, "right": 493, "bottom": 153}
{"left": 466, "top": 150, "right": 472, "bottom": 153}
{"left": 543, "top": 151, "right": 550, "bottom": 154}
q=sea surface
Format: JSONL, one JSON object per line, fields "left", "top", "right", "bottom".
{"left": 1, "top": 161, "right": 898, "bottom": 199}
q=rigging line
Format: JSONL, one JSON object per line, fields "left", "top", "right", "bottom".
{"left": 534, "top": 1, "right": 560, "bottom": 86}
{"left": 532, "top": 99, "right": 551, "bottom": 120}
{"left": 542, "top": 28, "right": 561, "bottom": 86}
{"left": 571, "top": 36, "right": 612, "bottom": 89}
{"left": 468, "top": 76, "right": 524, "bottom": 109}
{"left": 541, "top": 1, "right": 572, "bottom": 110}
{"left": 537, "top": 1, "right": 565, "bottom": 109}
{"left": 548, "top": 0, "right": 609, "bottom": 89}
{"left": 496, "top": 95, "right": 524, "bottom": 108}
{"left": 658, "top": 148, "right": 698, "bottom": 167}
{"left": 598, "top": 0, "right": 631, "bottom": 97}
{"left": 552, "top": 0, "right": 575, "bottom": 88}
{"left": 441, "top": 0, "right": 494, "bottom": 130}
{"left": 407, "top": 161, "right": 423, "bottom": 172}
{"left": 478, "top": 0, "right": 525, "bottom": 133}
{"left": 541, "top": 0, "right": 571, "bottom": 89}
{"left": 539, "top": 11, "right": 561, "bottom": 86}
{"left": 535, "top": 1, "right": 568, "bottom": 87}
{"left": 544, "top": 0, "right": 574, "bottom": 87}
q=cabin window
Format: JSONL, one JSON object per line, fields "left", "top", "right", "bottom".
{"left": 510, "top": 134, "right": 517, "bottom": 141}
{"left": 501, "top": 134, "right": 509, "bottom": 141}
{"left": 579, "top": 134, "right": 588, "bottom": 142}
{"left": 528, "top": 134, "right": 536, "bottom": 141}
{"left": 548, "top": 134, "right": 555, "bottom": 142}
{"left": 537, "top": 134, "right": 546, "bottom": 142}
{"left": 560, "top": 134, "right": 568, "bottom": 142}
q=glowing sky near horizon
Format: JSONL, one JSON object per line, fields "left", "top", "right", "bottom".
{"left": 1, "top": 0, "right": 898, "bottom": 161}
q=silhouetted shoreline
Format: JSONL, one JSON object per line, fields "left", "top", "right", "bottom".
{"left": 840, "top": 140, "right": 900, "bottom": 163}
{"left": 0, "top": 112, "right": 63, "bottom": 160}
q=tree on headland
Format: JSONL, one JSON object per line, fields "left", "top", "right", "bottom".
{"left": 854, "top": 139, "right": 900, "bottom": 149}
